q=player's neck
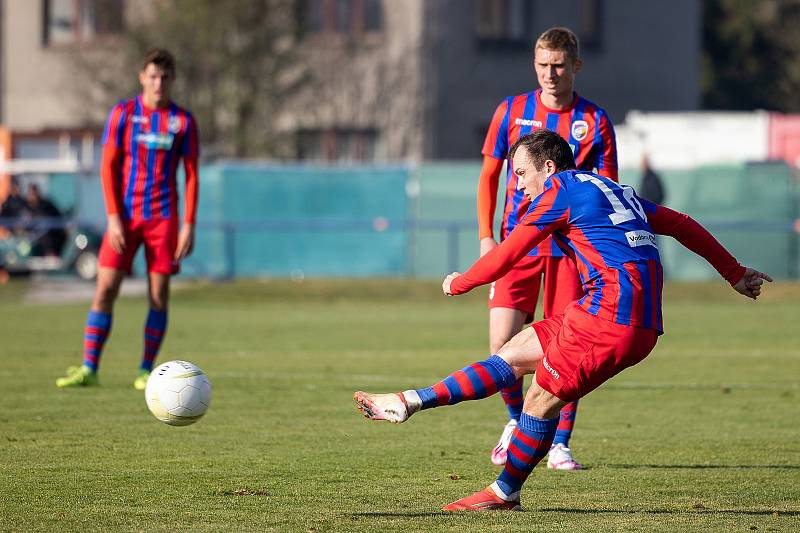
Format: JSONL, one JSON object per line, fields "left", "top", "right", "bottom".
{"left": 539, "top": 90, "right": 574, "bottom": 111}
{"left": 140, "top": 94, "right": 169, "bottom": 110}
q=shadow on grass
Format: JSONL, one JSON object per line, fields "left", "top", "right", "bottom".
{"left": 540, "top": 508, "right": 800, "bottom": 517}
{"left": 353, "top": 509, "right": 800, "bottom": 518}
{"left": 603, "top": 463, "right": 800, "bottom": 470}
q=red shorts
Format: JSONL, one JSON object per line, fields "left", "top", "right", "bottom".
{"left": 488, "top": 255, "right": 582, "bottom": 319}
{"left": 98, "top": 217, "right": 180, "bottom": 275}
{"left": 531, "top": 302, "right": 659, "bottom": 402}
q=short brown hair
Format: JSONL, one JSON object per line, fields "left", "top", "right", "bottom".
{"left": 534, "top": 27, "right": 580, "bottom": 64}
{"left": 509, "top": 130, "right": 576, "bottom": 171}
{"left": 142, "top": 48, "right": 176, "bottom": 75}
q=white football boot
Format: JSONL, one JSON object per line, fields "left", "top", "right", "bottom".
{"left": 490, "top": 419, "right": 518, "bottom": 466}
{"left": 547, "top": 443, "right": 583, "bottom": 470}
{"left": 353, "top": 390, "right": 421, "bottom": 423}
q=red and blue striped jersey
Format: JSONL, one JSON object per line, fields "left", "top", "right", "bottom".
{"left": 101, "top": 95, "right": 199, "bottom": 221}
{"left": 481, "top": 90, "right": 617, "bottom": 256}
{"left": 451, "top": 170, "right": 745, "bottom": 332}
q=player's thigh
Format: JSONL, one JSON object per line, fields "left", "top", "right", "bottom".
{"left": 489, "top": 307, "right": 529, "bottom": 353}
{"left": 542, "top": 257, "right": 582, "bottom": 318}
{"left": 488, "top": 256, "right": 545, "bottom": 346}
{"left": 496, "top": 320, "right": 555, "bottom": 376}
{"left": 98, "top": 221, "right": 142, "bottom": 274}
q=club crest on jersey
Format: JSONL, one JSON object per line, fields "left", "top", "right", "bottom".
{"left": 168, "top": 116, "right": 182, "bottom": 134}
{"left": 571, "top": 120, "right": 589, "bottom": 141}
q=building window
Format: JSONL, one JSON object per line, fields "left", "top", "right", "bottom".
{"left": 475, "top": 0, "right": 531, "bottom": 49}
{"left": 300, "top": 0, "right": 383, "bottom": 36}
{"left": 577, "top": 0, "right": 603, "bottom": 51}
{"left": 43, "top": 0, "right": 124, "bottom": 46}
{"left": 297, "top": 129, "right": 378, "bottom": 162}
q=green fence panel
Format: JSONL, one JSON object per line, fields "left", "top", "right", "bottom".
{"left": 188, "top": 164, "right": 409, "bottom": 278}
{"left": 411, "top": 162, "right": 486, "bottom": 277}
{"left": 620, "top": 163, "right": 797, "bottom": 280}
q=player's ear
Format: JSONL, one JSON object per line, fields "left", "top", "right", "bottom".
{"left": 545, "top": 159, "right": 557, "bottom": 177}
{"left": 573, "top": 58, "right": 583, "bottom": 74}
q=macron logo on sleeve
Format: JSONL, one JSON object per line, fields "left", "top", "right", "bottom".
{"left": 625, "top": 230, "right": 657, "bottom": 248}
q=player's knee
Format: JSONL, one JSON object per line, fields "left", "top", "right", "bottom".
{"left": 523, "top": 383, "right": 565, "bottom": 419}
{"left": 93, "top": 284, "right": 119, "bottom": 310}
{"left": 149, "top": 294, "right": 168, "bottom": 311}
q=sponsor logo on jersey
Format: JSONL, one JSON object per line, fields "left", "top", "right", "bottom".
{"left": 131, "top": 115, "right": 149, "bottom": 124}
{"left": 168, "top": 116, "right": 182, "bottom": 134}
{"left": 136, "top": 132, "right": 175, "bottom": 150}
{"left": 625, "top": 230, "right": 657, "bottom": 248}
{"left": 542, "top": 357, "right": 560, "bottom": 380}
{"left": 571, "top": 120, "right": 589, "bottom": 141}
{"left": 515, "top": 118, "right": 543, "bottom": 128}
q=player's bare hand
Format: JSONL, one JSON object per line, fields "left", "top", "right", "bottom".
{"left": 442, "top": 272, "right": 461, "bottom": 296}
{"left": 175, "top": 223, "right": 195, "bottom": 261}
{"left": 480, "top": 237, "right": 498, "bottom": 257}
{"left": 107, "top": 215, "right": 126, "bottom": 254}
{"left": 733, "top": 267, "right": 773, "bottom": 300}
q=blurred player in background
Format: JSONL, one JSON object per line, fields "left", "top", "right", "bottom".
{"left": 57, "top": 48, "right": 199, "bottom": 389}
{"left": 354, "top": 130, "right": 771, "bottom": 511}
{"left": 477, "top": 27, "right": 618, "bottom": 469}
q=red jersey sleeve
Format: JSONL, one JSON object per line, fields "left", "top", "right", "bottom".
{"left": 452, "top": 179, "right": 570, "bottom": 294}
{"left": 481, "top": 99, "right": 510, "bottom": 159}
{"left": 182, "top": 157, "right": 199, "bottom": 224}
{"left": 644, "top": 200, "right": 745, "bottom": 285}
{"left": 594, "top": 109, "right": 618, "bottom": 181}
{"left": 100, "top": 143, "right": 123, "bottom": 217}
{"left": 180, "top": 113, "right": 200, "bottom": 158}
{"left": 476, "top": 156, "right": 505, "bottom": 240}
{"left": 101, "top": 103, "right": 127, "bottom": 149}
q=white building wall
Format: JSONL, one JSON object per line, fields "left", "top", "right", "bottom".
{"left": 616, "top": 111, "right": 771, "bottom": 170}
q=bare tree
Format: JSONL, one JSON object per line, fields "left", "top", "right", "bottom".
{"left": 73, "top": 0, "right": 307, "bottom": 159}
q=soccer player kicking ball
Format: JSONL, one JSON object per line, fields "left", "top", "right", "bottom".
{"left": 478, "top": 27, "right": 617, "bottom": 470}
{"left": 56, "top": 48, "right": 199, "bottom": 389}
{"left": 353, "top": 130, "right": 770, "bottom": 511}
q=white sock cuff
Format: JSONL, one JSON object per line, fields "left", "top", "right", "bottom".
{"left": 490, "top": 482, "right": 519, "bottom": 502}
{"left": 402, "top": 389, "right": 422, "bottom": 410}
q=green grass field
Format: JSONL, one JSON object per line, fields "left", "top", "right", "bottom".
{"left": 1, "top": 278, "right": 799, "bottom": 532}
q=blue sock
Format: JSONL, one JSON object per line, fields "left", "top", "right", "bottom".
{"left": 416, "top": 355, "right": 517, "bottom": 410}
{"left": 552, "top": 401, "right": 579, "bottom": 448}
{"left": 83, "top": 311, "right": 112, "bottom": 371}
{"left": 494, "top": 413, "right": 559, "bottom": 500}
{"left": 141, "top": 309, "right": 168, "bottom": 372}
{"left": 500, "top": 377, "right": 524, "bottom": 421}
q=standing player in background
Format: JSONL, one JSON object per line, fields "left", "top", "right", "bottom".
{"left": 477, "top": 27, "right": 617, "bottom": 469}
{"left": 56, "top": 48, "right": 199, "bottom": 389}
{"left": 354, "top": 130, "right": 771, "bottom": 511}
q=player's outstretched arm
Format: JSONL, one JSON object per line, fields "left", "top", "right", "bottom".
{"left": 732, "top": 267, "right": 773, "bottom": 300}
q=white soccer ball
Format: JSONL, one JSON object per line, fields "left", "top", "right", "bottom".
{"left": 145, "top": 360, "right": 211, "bottom": 426}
